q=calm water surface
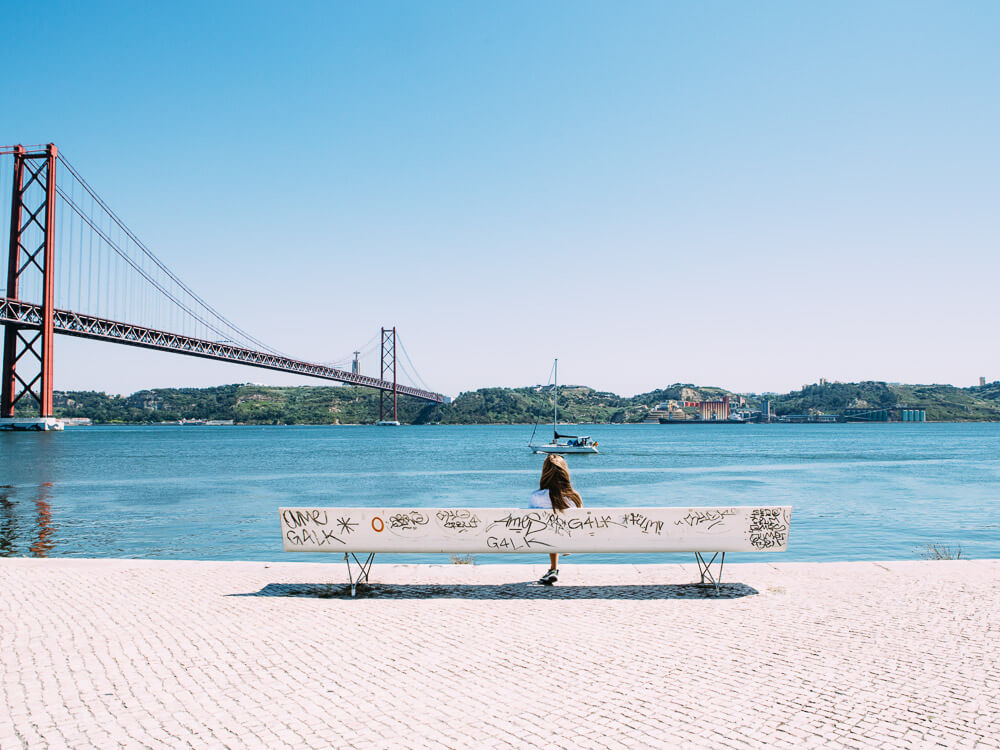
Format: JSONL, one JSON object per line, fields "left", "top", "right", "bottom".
{"left": 1, "top": 423, "right": 998, "bottom": 564}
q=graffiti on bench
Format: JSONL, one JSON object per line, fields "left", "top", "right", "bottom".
{"left": 748, "top": 507, "right": 790, "bottom": 550}
{"left": 280, "top": 506, "right": 792, "bottom": 554}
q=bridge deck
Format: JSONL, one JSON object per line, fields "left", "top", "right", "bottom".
{"left": 0, "top": 296, "right": 443, "bottom": 403}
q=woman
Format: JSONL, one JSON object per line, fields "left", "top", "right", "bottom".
{"left": 529, "top": 454, "right": 583, "bottom": 585}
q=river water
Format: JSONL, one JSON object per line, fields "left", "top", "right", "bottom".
{"left": 1, "top": 423, "right": 998, "bottom": 564}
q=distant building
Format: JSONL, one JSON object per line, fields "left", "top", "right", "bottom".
{"left": 680, "top": 398, "right": 730, "bottom": 420}
{"left": 761, "top": 399, "right": 772, "bottom": 423}
{"left": 981, "top": 376, "right": 987, "bottom": 387}
{"left": 843, "top": 407, "right": 926, "bottom": 423}
{"left": 694, "top": 396, "right": 730, "bottom": 421}
{"left": 819, "top": 378, "right": 828, "bottom": 386}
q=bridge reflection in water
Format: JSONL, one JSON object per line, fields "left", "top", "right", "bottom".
{"left": 0, "top": 482, "right": 55, "bottom": 557}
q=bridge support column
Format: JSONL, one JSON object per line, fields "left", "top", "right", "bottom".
{"left": 379, "top": 326, "right": 397, "bottom": 423}
{"left": 1, "top": 144, "right": 57, "bottom": 419}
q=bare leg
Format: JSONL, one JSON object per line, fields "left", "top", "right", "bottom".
{"left": 549, "top": 553, "right": 559, "bottom": 570}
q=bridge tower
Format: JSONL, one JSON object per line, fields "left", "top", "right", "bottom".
{"left": 379, "top": 327, "right": 398, "bottom": 423}
{"left": 2, "top": 144, "right": 57, "bottom": 419}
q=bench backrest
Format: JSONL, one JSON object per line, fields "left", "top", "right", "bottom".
{"left": 280, "top": 506, "right": 792, "bottom": 554}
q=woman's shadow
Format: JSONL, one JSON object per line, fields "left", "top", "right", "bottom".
{"left": 231, "top": 581, "right": 758, "bottom": 600}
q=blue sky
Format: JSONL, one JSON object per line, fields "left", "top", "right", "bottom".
{"left": 4, "top": 1, "right": 998, "bottom": 396}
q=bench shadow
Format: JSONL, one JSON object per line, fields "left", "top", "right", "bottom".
{"left": 230, "top": 581, "right": 758, "bottom": 600}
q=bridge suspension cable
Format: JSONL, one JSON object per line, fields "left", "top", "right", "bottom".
{"left": 54, "top": 153, "right": 287, "bottom": 356}
{"left": 396, "top": 334, "right": 432, "bottom": 393}
{"left": 322, "top": 331, "right": 380, "bottom": 371}
{"left": 1, "top": 144, "right": 444, "bottom": 419}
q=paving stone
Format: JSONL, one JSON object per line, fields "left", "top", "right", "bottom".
{"left": 0, "top": 558, "right": 997, "bottom": 748}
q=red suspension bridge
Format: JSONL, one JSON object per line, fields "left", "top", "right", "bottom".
{"left": 1, "top": 144, "right": 444, "bottom": 427}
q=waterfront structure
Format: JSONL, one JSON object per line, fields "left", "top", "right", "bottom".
{"left": 0, "top": 143, "right": 443, "bottom": 427}
{"left": 685, "top": 396, "right": 730, "bottom": 421}
{"left": 378, "top": 327, "right": 399, "bottom": 424}
{"left": 0, "top": 416, "right": 63, "bottom": 431}
{"left": 842, "top": 407, "right": 926, "bottom": 422}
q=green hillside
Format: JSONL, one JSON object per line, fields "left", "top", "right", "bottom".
{"left": 769, "top": 381, "right": 1000, "bottom": 422}
{"left": 11, "top": 379, "right": 1000, "bottom": 424}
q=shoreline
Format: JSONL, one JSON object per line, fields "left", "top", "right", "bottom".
{"left": 3, "top": 554, "right": 995, "bottom": 571}
{"left": 30, "top": 418, "right": 1000, "bottom": 426}
{"left": 3, "top": 552, "right": 997, "bottom": 565}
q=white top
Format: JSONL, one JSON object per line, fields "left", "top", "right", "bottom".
{"left": 529, "top": 489, "right": 551, "bottom": 508}
{"left": 529, "top": 489, "right": 584, "bottom": 509}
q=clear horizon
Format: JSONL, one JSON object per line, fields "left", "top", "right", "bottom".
{"left": 4, "top": 1, "right": 998, "bottom": 398}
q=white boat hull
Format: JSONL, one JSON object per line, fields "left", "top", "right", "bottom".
{"left": 531, "top": 359, "right": 602, "bottom": 454}
{"left": 531, "top": 444, "right": 599, "bottom": 454}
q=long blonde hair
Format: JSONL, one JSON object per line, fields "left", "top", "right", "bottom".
{"left": 539, "top": 454, "right": 582, "bottom": 511}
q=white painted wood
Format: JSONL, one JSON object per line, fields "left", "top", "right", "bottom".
{"left": 280, "top": 506, "right": 792, "bottom": 554}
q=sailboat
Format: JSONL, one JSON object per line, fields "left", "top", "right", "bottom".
{"left": 529, "top": 359, "right": 599, "bottom": 454}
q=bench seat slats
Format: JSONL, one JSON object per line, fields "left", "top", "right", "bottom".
{"left": 280, "top": 506, "right": 792, "bottom": 554}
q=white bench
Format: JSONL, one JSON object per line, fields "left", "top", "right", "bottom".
{"left": 279, "top": 505, "right": 792, "bottom": 595}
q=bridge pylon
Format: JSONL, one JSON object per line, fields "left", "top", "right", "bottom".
{"left": 379, "top": 327, "right": 398, "bottom": 423}
{"left": 2, "top": 144, "right": 57, "bottom": 419}
{"left": 0, "top": 144, "right": 444, "bottom": 413}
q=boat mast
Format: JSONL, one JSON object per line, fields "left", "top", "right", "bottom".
{"left": 553, "top": 358, "right": 558, "bottom": 439}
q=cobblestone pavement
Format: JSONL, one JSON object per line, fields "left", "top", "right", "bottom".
{"left": 1, "top": 558, "right": 998, "bottom": 749}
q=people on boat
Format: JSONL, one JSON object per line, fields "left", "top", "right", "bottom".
{"left": 528, "top": 454, "right": 583, "bottom": 585}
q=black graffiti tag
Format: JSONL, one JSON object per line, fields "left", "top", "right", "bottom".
{"left": 674, "top": 509, "right": 737, "bottom": 530}
{"left": 336, "top": 517, "right": 357, "bottom": 534}
{"left": 748, "top": 507, "right": 788, "bottom": 549}
{"left": 436, "top": 509, "right": 481, "bottom": 532}
{"left": 621, "top": 512, "right": 664, "bottom": 535}
{"left": 282, "top": 509, "right": 328, "bottom": 528}
{"left": 389, "top": 511, "right": 430, "bottom": 530}
{"left": 487, "top": 512, "right": 555, "bottom": 547}
{"left": 284, "top": 527, "right": 345, "bottom": 547}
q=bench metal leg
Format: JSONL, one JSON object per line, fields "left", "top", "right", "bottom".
{"left": 344, "top": 552, "right": 375, "bottom": 597}
{"left": 694, "top": 552, "right": 725, "bottom": 592}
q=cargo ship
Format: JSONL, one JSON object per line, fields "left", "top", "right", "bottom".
{"left": 646, "top": 396, "right": 752, "bottom": 424}
{"left": 657, "top": 413, "right": 752, "bottom": 424}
